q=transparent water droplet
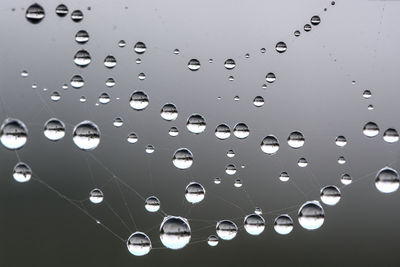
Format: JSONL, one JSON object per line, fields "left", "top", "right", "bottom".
{"left": 168, "top": 127, "right": 179, "bottom": 137}
{"left": 127, "top": 132, "right": 138, "bottom": 144}
{"left": 224, "top": 59, "right": 236, "bottom": 70}
{"left": 207, "top": 235, "right": 219, "bottom": 247}
{"left": 260, "top": 135, "right": 280, "bottom": 154}
{"left": 287, "top": 131, "right": 305, "bottom": 149}
{"left": 228, "top": 76, "right": 235, "bottom": 82}
{"left": 20, "top": 70, "right": 28, "bottom": 78}
{"left": 375, "top": 167, "right": 399, "bottom": 193}
{"left": 275, "top": 42, "right": 287, "bottom": 53}
{"left": 216, "top": 220, "right": 238, "bottom": 240}
{"left": 129, "top": 91, "right": 149, "bottom": 110}
{"left": 73, "top": 50, "right": 91, "bottom": 67}
{"left": 0, "top": 118, "right": 28, "bottom": 150}
{"left": 298, "top": 200, "right": 324, "bottom": 230}
{"left": 160, "top": 103, "right": 178, "bottom": 121}
{"left": 134, "top": 42, "right": 146, "bottom": 54}
{"left": 61, "top": 84, "right": 68, "bottom": 90}
{"left": 71, "top": 10, "right": 83, "bottom": 22}
{"left": 127, "top": 232, "right": 152, "bottom": 256}
{"left": 72, "top": 121, "right": 100, "bottom": 150}
{"left": 253, "top": 96, "right": 264, "bottom": 107}
{"left": 254, "top": 207, "right": 262, "bottom": 215}
{"left": 383, "top": 128, "right": 399, "bottom": 143}
{"left": 304, "top": 24, "right": 312, "bottom": 32}
{"left": 44, "top": 118, "right": 65, "bottom": 141}
{"left": 89, "top": 188, "right": 104, "bottom": 204}
{"left": 227, "top": 149, "right": 235, "bottom": 158}
{"left": 245, "top": 53, "right": 250, "bottom": 58}
{"left": 70, "top": 75, "right": 84, "bottom": 89}
{"left": 98, "top": 93, "right": 110, "bottom": 104}
{"left": 244, "top": 214, "right": 265, "bottom": 235}
{"left": 172, "top": 148, "right": 193, "bottom": 170}
{"left": 145, "top": 196, "right": 160, "bottom": 212}
{"left": 55, "top": 4, "right": 68, "bottom": 17}
{"left": 26, "top": 3, "right": 45, "bottom": 24}
{"left": 185, "top": 182, "right": 205, "bottom": 204}
{"left": 320, "top": 185, "right": 341, "bottom": 206}
{"left": 266, "top": 73, "right": 276, "bottom": 83}
{"left": 214, "top": 177, "right": 221, "bottom": 184}
{"left": 79, "top": 96, "right": 86, "bottom": 103}
{"left": 215, "top": 124, "right": 231, "bottom": 140}
{"left": 136, "top": 58, "right": 142, "bottom": 64}
{"left": 279, "top": 171, "right": 290, "bottom": 182}
{"left": 173, "top": 49, "right": 180, "bottom": 55}
{"left": 297, "top": 158, "right": 308, "bottom": 167}
{"left": 118, "top": 40, "right": 126, "bottom": 47}
{"left": 50, "top": 91, "right": 61, "bottom": 102}
{"left": 362, "top": 90, "right": 372, "bottom": 99}
{"left": 260, "top": 48, "right": 266, "bottom": 53}
{"left": 145, "top": 144, "right": 155, "bottom": 154}
{"left": 75, "top": 30, "right": 89, "bottom": 44}
{"left": 225, "top": 164, "right": 236, "bottom": 175}
{"left": 294, "top": 30, "right": 301, "bottom": 37}
{"left": 188, "top": 59, "right": 201, "bottom": 71}
{"left": 13, "top": 162, "right": 32, "bottom": 183}
{"left": 367, "top": 104, "right": 374, "bottom": 110}
{"left": 105, "top": 78, "right": 115, "bottom": 88}
{"left": 234, "top": 179, "right": 242, "bottom": 188}
{"left": 160, "top": 216, "right": 191, "bottom": 250}
{"left": 113, "top": 117, "right": 123, "bottom": 127}
{"left": 138, "top": 72, "right": 146, "bottom": 80}
{"left": 233, "top": 123, "right": 249, "bottom": 139}
{"left": 310, "top": 15, "right": 321, "bottom": 25}
{"left": 337, "top": 156, "right": 346, "bottom": 165}
{"left": 186, "top": 114, "right": 206, "bottom": 134}
{"left": 104, "top": 55, "right": 117, "bottom": 68}
{"left": 274, "top": 214, "right": 293, "bottom": 235}
{"left": 335, "top": 135, "right": 347, "bottom": 147}
{"left": 340, "top": 173, "right": 352, "bottom": 185}
{"left": 208, "top": 59, "right": 213, "bottom": 63}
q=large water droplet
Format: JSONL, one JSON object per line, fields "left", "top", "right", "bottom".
{"left": 145, "top": 196, "right": 160, "bottom": 212}
{"left": 298, "top": 201, "right": 324, "bottom": 230}
{"left": 224, "top": 59, "right": 236, "bottom": 70}
{"left": 186, "top": 114, "right": 206, "bottom": 134}
{"left": 98, "top": 93, "right": 110, "bottom": 104}
{"left": 275, "top": 42, "right": 287, "bottom": 53}
{"left": 44, "top": 118, "right": 65, "bottom": 141}
{"left": 207, "top": 235, "right": 219, "bottom": 247}
{"left": 320, "top": 185, "right": 341, "bottom": 206}
{"left": 71, "top": 10, "right": 83, "bottom": 22}
{"left": 362, "top": 90, "right": 372, "bottom": 99}
{"left": 188, "top": 59, "right": 201, "bottom": 71}
{"left": 335, "top": 135, "right": 347, "bottom": 147}
{"left": 55, "top": 4, "right": 68, "bottom": 17}
{"left": 215, "top": 124, "right": 231, "bottom": 140}
{"left": 260, "top": 135, "right": 279, "bottom": 154}
{"left": 129, "top": 91, "right": 149, "bottom": 110}
{"left": 134, "top": 42, "right": 146, "bottom": 54}
{"left": 310, "top": 15, "right": 321, "bottom": 25}
{"left": 287, "top": 131, "right": 305, "bottom": 149}
{"left": 225, "top": 164, "right": 236, "bottom": 175}
{"left": 72, "top": 121, "right": 100, "bottom": 150}
{"left": 127, "top": 232, "right": 152, "bottom": 256}
{"left": 274, "top": 214, "right": 293, "bottom": 235}
{"left": 13, "top": 162, "right": 32, "bottom": 183}
{"left": 160, "top": 216, "right": 191, "bottom": 250}
{"left": 244, "top": 214, "right": 265, "bottom": 235}
{"left": 216, "top": 220, "right": 238, "bottom": 240}
{"left": 340, "top": 173, "right": 352, "bottom": 185}
{"left": 233, "top": 123, "right": 249, "bottom": 139}
{"left": 160, "top": 103, "right": 178, "bottom": 121}
{"left": 75, "top": 30, "right": 89, "bottom": 44}
{"left": 185, "top": 182, "right": 205, "bottom": 204}
{"left": 172, "top": 148, "right": 193, "bottom": 169}
{"left": 70, "top": 75, "right": 84, "bottom": 88}
{"left": 0, "top": 118, "right": 28, "bottom": 150}
{"left": 363, "top": 121, "right": 379, "bottom": 137}
{"left": 169, "top": 127, "right": 179, "bottom": 137}
{"left": 26, "top": 3, "right": 45, "bottom": 24}
{"left": 383, "top": 128, "right": 399, "bottom": 143}
{"left": 253, "top": 96, "right": 264, "bottom": 107}
{"left": 375, "top": 167, "right": 399, "bottom": 193}
{"left": 266, "top": 73, "right": 276, "bottom": 83}
{"left": 73, "top": 50, "right": 91, "bottom": 67}
{"left": 104, "top": 55, "right": 117, "bottom": 68}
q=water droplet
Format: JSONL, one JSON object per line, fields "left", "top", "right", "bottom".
{"left": 294, "top": 30, "right": 301, "bottom": 37}
{"left": 145, "top": 196, "right": 160, "bottom": 212}
{"left": 287, "top": 131, "right": 305, "bottom": 149}
{"left": 207, "top": 235, "right": 219, "bottom": 247}
{"left": 26, "top": 3, "right": 45, "bottom": 24}
{"left": 245, "top": 53, "right": 250, "bottom": 58}
{"left": 73, "top": 50, "right": 91, "bottom": 67}
{"left": 234, "top": 179, "right": 242, "bottom": 188}
{"left": 113, "top": 118, "right": 123, "bottom": 127}
{"left": 225, "top": 164, "right": 236, "bottom": 175}
{"left": 50, "top": 91, "right": 61, "bottom": 101}
{"left": 367, "top": 104, "right": 374, "bottom": 110}
{"left": 70, "top": 75, "right": 84, "bottom": 88}
{"left": 71, "top": 10, "right": 83, "bottom": 22}
{"left": 216, "top": 220, "right": 238, "bottom": 240}
{"left": 298, "top": 200, "right": 324, "bottom": 230}
{"left": 136, "top": 58, "right": 142, "bottom": 64}
{"left": 253, "top": 96, "right": 264, "bottom": 107}
{"left": 260, "top": 135, "right": 280, "bottom": 154}
{"left": 340, "top": 173, "right": 352, "bottom": 185}
{"left": 335, "top": 135, "right": 347, "bottom": 147}
{"left": 44, "top": 118, "right": 65, "bottom": 141}
{"left": 169, "top": 127, "right": 179, "bottom": 137}
{"left": 105, "top": 78, "right": 115, "bottom": 87}
{"left": 362, "top": 90, "right": 371, "bottom": 99}
{"left": 304, "top": 24, "right": 312, "bottom": 32}
{"left": 266, "top": 73, "right": 276, "bottom": 83}
{"left": 72, "top": 121, "right": 100, "bottom": 150}
{"left": 129, "top": 91, "right": 149, "bottom": 110}
{"left": 224, "top": 59, "right": 236, "bottom": 70}
{"left": 233, "top": 123, "right": 249, "bottom": 139}
{"left": 279, "top": 171, "right": 290, "bottom": 182}
{"left": 160, "top": 216, "right": 191, "bottom": 250}
{"left": 275, "top": 42, "right": 287, "bottom": 53}
{"left": 186, "top": 114, "right": 206, "bottom": 134}
{"left": 337, "top": 156, "right": 346, "bottom": 165}
{"left": 75, "top": 30, "right": 89, "bottom": 44}
{"left": 215, "top": 124, "right": 231, "bottom": 140}
{"left": 214, "top": 177, "right": 221, "bottom": 184}
{"left": 173, "top": 49, "right": 180, "bottom": 55}
{"left": 104, "top": 55, "right": 117, "bottom": 68}
{"left": 188, "top": 59, "right": 201, "bottom": 71}
{"left": 227, "top": 149, "right": 235, "bottom": 158}
{"left": 172, "top": 148, "right": 193, "bottom": 169}
{"left": 118, "top": 40, "right": 126, "bottom": 47}
{"left": 244, "top": 214, "right": 265, "bottom": 235}
{"left": 185, "top": 182, "right": 205, "bottom": 204}
{"left": 20, "top": 70, "right": 28, "bottom": 78}
{"left": 0, "top": 118, "right": 28, "bottom": 150}
{"left": 79, "top": 96, "right": 86, "bottom": 103}
{"left": 254, "top": 207, "right": 262, "bottom": 215}
{"left": 320, "top": 185, "right": 341, "bottom": 206}
{"left": 13, "top": 162, "right": 32, "bottom": 183}
{"left": 55, "top": 4, "right": 68, "bottom": 17}
{"left": 260, "top": 48, "right": 266, "bottom": 53}
{"left": 310, "top": 15, "right": 321, "bottom": 25}
{"left": 127, "top": 132, "right": 138, "bottom": 144}
{"left": 274, "top": 214, "right": 293, "bottom": 235}
{"left": 160, "top": 103, "right": 178, "bottom": 121}
{"left": 208, "top": 59, "right": 213, "bottom": 63}
{"left": 138, "top": 72, "right": 146, "bottom": 80}
{"left": 127, "top": 232, "right": 152, "bottom": 256}
{"left": 375, "top": 167, "right": 399, "bottom": 193}
{"left": 145, "top": 144, "right": 155, "bottom": 154}
{"left": 89, "top": 188, "right": 104, "bottom": 204}
{"left": 134, "top": 42, "right": 146, "bottom": 54}
{"left": 98, "top": 93, "right": 110, "bottom": 104}
{"left": 297, "top": 158, "right": 308, "bottom": 167}
{"left": 383, "top": 128, "right": 399, "bottom": 143}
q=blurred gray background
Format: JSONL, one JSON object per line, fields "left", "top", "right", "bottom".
{"left": 1, "top": 0, "right": 400, "bottom": 266}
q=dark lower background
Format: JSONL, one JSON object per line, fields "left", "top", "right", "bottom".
{"left": 1, "top": 0, "right": 400, "bottom": 266}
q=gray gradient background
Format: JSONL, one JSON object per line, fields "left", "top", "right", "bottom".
{"left": 1, "top": 0, "right": 400, "bottom": 266}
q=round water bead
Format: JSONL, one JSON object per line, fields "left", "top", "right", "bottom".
{"left": 234, "top": 179, "right": 242, "bottom": 188}
{"left": 275, "top": 42, "right": 287, "bottom": 53}
{"left": 160, "top": 216, "right": 191, "bottom": 250}
{"left": 0, "top": 118, "right": 28, "bottom": 150}
{"left": 113, "top": 118, "right": 123, "bottom": 127}
{"left": 127, "top": 232, "right": 152, "bottom": 256}
{"left": 104, "top": 55, "right": 117, "bottom": 68}
{"left": 172, "top": 148, "right": 193, "bottom": 169}
{"left": 50, "top": 91, "right": 61, "bottom": 101}
{"left": 145, "top": 196, "right": 160, "bottom": 212}
{"left": 216, "top": 220, "right": 238, "bottom": 240}
{"left": 145, "top": 144, "right": 155, "bottom": 154}
{"left": 89, "top": 188, "right": 104, "bottom": 204}
{"left": 169, "top": 127, "right": 179, "bottom": 137}
{"left": 71, "top": 10, "right": 83, "bottom": 22}
{"left": 127, "top": 132, "right": 138, "bottom": 144}
{"left": 118, "top": 40, "right": 126, "bottom": 47}
{"left": 297, "top": 158, "right": 308, "bottom": 167}
{"left": 375, "top": 167, "right": 399, "bottom": 193}
{"left": 244, "top": 214, "right": 265, "bottom": 235}
{"left": 335, "top": 135, "right": 347, "bottom": 147}
{"left": 173, "top": 49, "right": 180, "bottom": 55}
{"left": 75, "top": 30, "right": 89, "bottom": 44}
{"left": 214, "top": 177, "right": 221, "bottom": 184}
{"left": 304, "top": 24, "right": 312, "bottom": 31}
{"left": 337, "top": 156, "right": 346, "bottom": 165}
{"left": 227, "top": 149, "right": 235, "bottom": 158}
{"left": 274, "top": 214, "right": 294, "bottom": 235}
{"left": 134, "top": 42, "right": 146, "bottom": 54}
{"left": 26, "top": 3, "right": 45, "bottom": 23}
{"left": 215, "top": 124, "right": 231, "bottom": 140}
{"left": 188, "top": 59, "right": 201, "bottom": 71}
{"left": 340, "top": 173, "right": 352, "bottom": 185}
{"left": 55, "top": 4, "right": 68, "bottom": 17}
{"left": 279, "top": 171, "right": 290, "bottom": 182}
{"left": 298, "top": 201, "right": 324, "bottom": 230}
{"left": 21, "top": 70, "right": 28, "bottom": 78}
{"left": 287, "top": 131, "right": 305, "bottom": 149}
{"left": 44, "top": 118, "right": 65, "bottom": 141}
{"left": 105, "top": 78, "right": 115, "bottom": 87}
{"left": 310, "top": 15, "right": 321, "bottom": 25}
{"left": 70, "top": 75, "right": 84, "bottom": 88}
{"left": 160, "top": 103, "right": 178, "bottom": 121}
{"left": 98, "top": 93, "right": 110, "bottom": 104}
{"left": 362, "top": 90, "right": 372, "bottom": 99}
{"left": 185, "top": 182, "right": 205, "bottom": 204}
{"left": 233, "top": 123, "right": 249, "bottom": 139}
{"left": 254, "top": 207, "right": 262, "bottom": 215}
{"left": 383, "top": 128, "right": 399, "bottom": 143}
{"left": 207, "top": 235, "right": 219, "bottom": 247}
{"left": 13, "top": 162, "right": 32, "bottom": 183}
{"left": 266, "top": 73, "right": 276, "bottom": 83}
{"left": 253, "top": 96, "right": 264, "bottom": 107}
{"left": 72, "top": 121, "right": 100, "bottom": 150}
{"left": 320, "top": 185, "right": 341, "bottom": 206}
{"left": 260, "top": 48, "right": 266, "bottom": 53}
{"left": 363, "top": 122, "right": 379, "bottom": 137}
{"left": 129, "top": 91, "right": 149, "bottom": 110}
{"left": 73, "top": 50, "right": 91, "bottom": 67}
{"left": 294, "top": 30, "right": 301, "bottom": 37}
{"left": 224, "top": 59, "right": 236, "bottom": 70}
{"left": 186, "top": 114, "right": 206, "bottom": 134}
{"left": 260, "top": 135, "right": 280, "bottom": 154}
{"left": 225, "top": 164, "right": 236, "bottom": 175}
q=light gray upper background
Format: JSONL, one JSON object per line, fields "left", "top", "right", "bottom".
{"left": 1, "top": 0, "right": 400, "bottom": 266}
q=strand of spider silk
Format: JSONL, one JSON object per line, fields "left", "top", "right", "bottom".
{"left": 30, "top": 175, "right": 126, "bottom": 243}
{"left": 103, "top": 199, "right": 133, "bottom": 234}
{"left": 114, "top": 178, "right": 138, "bottom": 231}
{"left": 84, "top": 154, "right": 96, "bottom": 187}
